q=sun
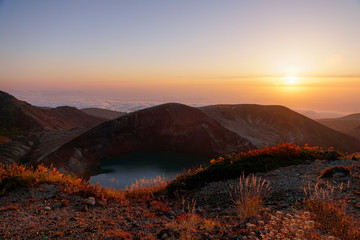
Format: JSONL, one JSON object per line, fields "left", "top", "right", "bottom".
{"left": 284, "top": 75, "right": 298, "bottom": 85}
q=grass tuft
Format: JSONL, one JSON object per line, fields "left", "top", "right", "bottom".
{"left": 124, "top": 175, "right": 168, "bottom": 200}
{"left": 229, "top": 174, "right": 271, "bottom": 220}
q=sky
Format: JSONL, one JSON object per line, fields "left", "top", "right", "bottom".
{"left": 1, "top": 0, "right": 360, "bottom": 113}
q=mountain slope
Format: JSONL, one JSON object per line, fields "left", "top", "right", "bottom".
{"left": 0, "top": 91, "right": 105, "bottom": 164}
{"left": 200, "top": 104, "right": 360, "bottom": 152}
{"left": 44, "top": 103, "right": 256, "bottom": 176}
{"left": 317, "top": 113, "right": 360, "bottom": 139}
{"left": 81, "top": 108, "right": 125, "bottom": 120}
{"left": 0, "top": 91, "right": 103, "bottom": 135}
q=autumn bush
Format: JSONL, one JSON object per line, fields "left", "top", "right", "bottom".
{"left": 0, "top": 163, "right": 124, "bottom": 201}
{"left": 167, "top": 143, "right": 336, "bottom": 194}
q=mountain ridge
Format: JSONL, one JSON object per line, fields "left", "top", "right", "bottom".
{"left": 317, "top": 113, "right": 360, "bottom": 140}
{"left": 43, "top": 103, "right": 360, "bottom": 176}
{"left": 1, "top": 90, "right": 360, "bottom": 177}
{"left": 43, "top": 103, "right": 256, "bottom": 176}
{"left": 200, "top": 104, "right": 360, "bottom": 151}
{"left": 0, "top": 91, "right": 103, "bottom": 134}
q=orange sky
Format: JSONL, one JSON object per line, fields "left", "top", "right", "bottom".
{"left": 1, "top": 0, "right": 360, "bottom": 112}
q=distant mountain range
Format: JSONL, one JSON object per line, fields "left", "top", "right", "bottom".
{"left": 295, "top": 110, "right": 345, "bottom": 119}
{"left": 1, "top": 90, "right": 360, "bottom": 177}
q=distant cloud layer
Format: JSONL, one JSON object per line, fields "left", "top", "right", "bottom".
{"left": 9, "top": 90, "right": 206, "bottom": 113}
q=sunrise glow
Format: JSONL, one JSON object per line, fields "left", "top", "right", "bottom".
{"left": 284, "top": 76, "right": 298, "bottom": 85}
{"left": 0, "top": 0, "right": 359, "bottom": 113}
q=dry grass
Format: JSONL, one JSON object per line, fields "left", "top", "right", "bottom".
{"left": 229, "top": 174, "right": 271, "bottom": 220}
{"left": 125, "top": 175, "right": 168, "bottom": 200}
{"left": 304, "top": 182, "right": 360, "bottom": 240}
{"left": 0, "top": 163, "right": 171, "bottom": 203}
{"left": 168, "top": 201, "right": 218, "bottom": 239}
{"left": 254, "top": 210, "right": 327, "bottom": 240}
{"left": 1, "top": 145, "right": 359, "bottom": 239}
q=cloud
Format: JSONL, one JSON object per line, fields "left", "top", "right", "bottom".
{"left": 8, "top": 90, "right": 207, "bottom": 113}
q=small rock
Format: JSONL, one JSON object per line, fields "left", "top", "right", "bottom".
{"left": 246, "top": 223, "right": 256, "bottom": 228}
{"left": 44, "top": 206, "right": 51, "bottom": 211}
{"left": 333, "top": 172, "right": 346, "bottom": 178}
{"left": 84, "top": 197, "right": 96, "bottom": 205}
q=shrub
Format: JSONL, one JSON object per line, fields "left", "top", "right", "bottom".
{"left": 319, "top": 165, "right": 351, "bottom": 178}
{"left": 167, "top": 143, "right": 328, "bottom": 194}
{"left": 229, "top": 174, "right": 271, "bottom": 220}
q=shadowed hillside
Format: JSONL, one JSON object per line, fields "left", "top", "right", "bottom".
{"left": 0, "top": 91, "right": 103, "bottom": 135}
{"left": 0, "top": 91, "right": 105, "bottom": 164}
{"left": 43, "top": 103, "right": 256, "bottom": 176}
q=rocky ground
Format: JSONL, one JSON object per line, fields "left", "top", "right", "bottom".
{"left": 0, "top": 158, "right": 359, "bottom": 239}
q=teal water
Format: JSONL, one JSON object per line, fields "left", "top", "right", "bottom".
{"left": 89, "top": 152, "right": 209, "bottom": 189}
